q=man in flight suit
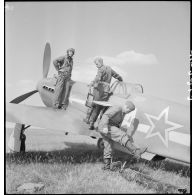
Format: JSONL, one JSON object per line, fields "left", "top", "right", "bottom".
{"left": 53, "top": 48, "right": 75, "bottom": 110}
{"left": 98, "top": 100, "right": 147, "bottom": 170}
{"left": 86, "top": 57, "right": 123, "bottom": 129}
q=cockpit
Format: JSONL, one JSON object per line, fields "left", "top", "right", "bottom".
{"left": 110, "top": 81, "right": 143, "bottom": 99}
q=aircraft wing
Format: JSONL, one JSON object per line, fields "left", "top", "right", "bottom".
{"left": 6, "top": 102, "right": 92, "bottom": 136}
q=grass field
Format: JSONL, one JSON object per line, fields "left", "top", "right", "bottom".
{"left": 6, "top": 128, "right": 190, "bottom": 194}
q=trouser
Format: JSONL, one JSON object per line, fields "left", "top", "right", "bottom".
{"left": 100, "top": 126, "right": 136, "bottom": 159}
{"left": 89, "top": 90, "right": 109, "bottom": 123}
{"left": 64, "top": 80, "right": 72, "bottom": 106}
{"left": 53, "top": 72, "right": 70, "bottom": 107}
{"left": 84, "top": 87, "right": 95, "bottom": 121}
{"left": 85, "top": 107, "right": 93, "bottom": 121}
{"left": 89, "top": 105, "right": 104, "bottom": 124}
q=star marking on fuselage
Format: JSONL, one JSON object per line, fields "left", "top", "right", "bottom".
{"left": 145, "top": 107, "right": 183, "bottom": 147}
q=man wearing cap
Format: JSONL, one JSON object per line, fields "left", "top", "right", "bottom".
{"left": 98, "top": 100, "right": 147, "bottom": 170}
{"left": 53, "top": 48, "right": 75, "bottom": 110}
{"left": 84, "top": 57, "right": 123, "bottom": 129}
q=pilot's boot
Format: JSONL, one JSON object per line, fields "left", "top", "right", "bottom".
{"left": 54, "top": 103, "right": 61, "bottom": 109}
{"left": 125, "top": 140, "right": 147, "bottom": 159}
{"left": 61, "top": 104, "right": 68, "bottom": 110}
{"left": 110, "top": 161, "right": 122, "bottom": 171}
{"left": 102, "top": 158, "right": 111, "bottom": 170}
{"left": 102, "top": 158, "right": 121, "bottom": 171}
{"left": 58, "top": 105, "right": 62, "bottom": 109}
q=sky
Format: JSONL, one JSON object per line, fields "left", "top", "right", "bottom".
{"left": 5, "top": 1, "right": 191, "bottom": 105}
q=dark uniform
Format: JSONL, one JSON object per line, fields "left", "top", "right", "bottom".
{"left": 98, "top": 105, "right": 147, "bottom": 170}
{"left": 53, "top": 55, "right": 73, "bottom": 109}
{"left": 89, "top": 65, "right": 123, "bottom": 129}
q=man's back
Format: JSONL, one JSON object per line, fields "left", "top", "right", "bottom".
{"left": 99, "top": 106, "right": 125, "bottom": 129}
{"left": 97, "top": 65, "right": 122, "bottom": 84}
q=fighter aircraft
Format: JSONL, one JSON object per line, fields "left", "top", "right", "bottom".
{"left": 6, "top": 43, "right": 190, "bottom": 165}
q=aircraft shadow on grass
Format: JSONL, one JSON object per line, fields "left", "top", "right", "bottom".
{"left": 6, "top": 146, "right": 190, "bottom": 178}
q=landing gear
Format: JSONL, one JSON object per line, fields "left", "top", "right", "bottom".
{"left": 20, "top": 125, "right": 30, "bottom": 152}
{"left": 20, "top": 131, "right": 26, "bottom": 152}
{"left": 8, "top": 124, "right": 30, "bottom": 153}
{"left": 97, "top": 138, "right": 104, "bottom": 150}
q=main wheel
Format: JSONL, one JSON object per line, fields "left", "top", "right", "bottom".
{"left": 20, "top": 133, "right": 26, "bottom": 152}
{"left": 97, "top": 138, "right": 104, "bottom": 150}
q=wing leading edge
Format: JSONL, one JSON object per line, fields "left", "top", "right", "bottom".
{"left": 6, "top": 103, "right": 91, "bottom": 136}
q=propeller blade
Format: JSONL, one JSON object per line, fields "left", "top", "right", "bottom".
{"left": 43, "top": 42, "right": 51, "bottom": 78}
{"left": 10, "top": 90, "right": 38, "bottom": 104}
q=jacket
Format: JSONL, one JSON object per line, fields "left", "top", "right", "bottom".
{"left": 92, "top": 65, "right": 123, "bottom": 93}
{"left": 53, "top": 55, "right": 73, "bottom": 77}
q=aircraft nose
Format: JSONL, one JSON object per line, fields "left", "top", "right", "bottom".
{"left": 36, "top": 80, "right": 43, "bottom": 92}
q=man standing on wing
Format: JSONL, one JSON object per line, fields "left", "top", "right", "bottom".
{"left": 98, "top": 100, "right": 147, "bottom": 170}
{"left": 84, "top": 57, "right": 123, "bottom": 129}
{"left": 53, "top": 48, "right": 75, "bottom": 110}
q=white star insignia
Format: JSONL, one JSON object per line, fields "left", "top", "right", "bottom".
{"left": 145, "top": 107, "right": 183, "bottom": 147}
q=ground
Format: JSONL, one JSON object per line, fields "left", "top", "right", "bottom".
{"left": 6, "top": 128, "right": 190, "bottom": 194}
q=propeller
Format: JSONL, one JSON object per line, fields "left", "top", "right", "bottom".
{"left": 43, "top": 42, "right": 51, "bottom": 78}
{"left": 10, "top": 90, "right": 38, "bottom": 104}
{"left": 9, "top": 42, "right": 51, "bottom": 104}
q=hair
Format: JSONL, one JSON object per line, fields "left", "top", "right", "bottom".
{"left": 125, "top": 100, "right": 135, "bottom": 111}
{"left": 67, "top": 48, "right": 75, "bottom": 54}
{"left": 94, "top": 57, "right": 103, "bottom": 65}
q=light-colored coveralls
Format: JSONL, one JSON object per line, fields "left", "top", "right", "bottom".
{"left": 89, "top": 65, "right": 123, "bottom": 124}
{"left": 98, "top": 105, "right": 136, "bottom": 159}
{"left": 53, "top": 55, "right": 73, "bottom": 108}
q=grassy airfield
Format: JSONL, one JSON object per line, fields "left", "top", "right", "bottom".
{"left": 6, "top": 128, "right": 190, "bottom": 194}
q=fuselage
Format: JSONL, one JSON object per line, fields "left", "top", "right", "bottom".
{"left": 36, "top": 77, "right": 57, "bottom": 107}
{"left": 36, "top": 77, "right": 190, "bottom": 164}
{"left": 112, "top": 95, "right": 190, "bottom": 163}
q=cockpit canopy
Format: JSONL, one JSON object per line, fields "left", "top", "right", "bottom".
{"left": 110, "top": 81, "right": 143, "bottom": 99}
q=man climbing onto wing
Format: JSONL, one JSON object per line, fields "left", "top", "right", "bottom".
{"left": 53, "top": 48, "right": 75, "bottom": 110}
{"left": 98, "top": 100, "right": 147, "bottom": 170}
{"left": 83, "top": 57, "right": 123, "bottom": 129}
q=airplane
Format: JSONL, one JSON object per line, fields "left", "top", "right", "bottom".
{"left": 6, "top": 42, "right": 190, "bottom": 165}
